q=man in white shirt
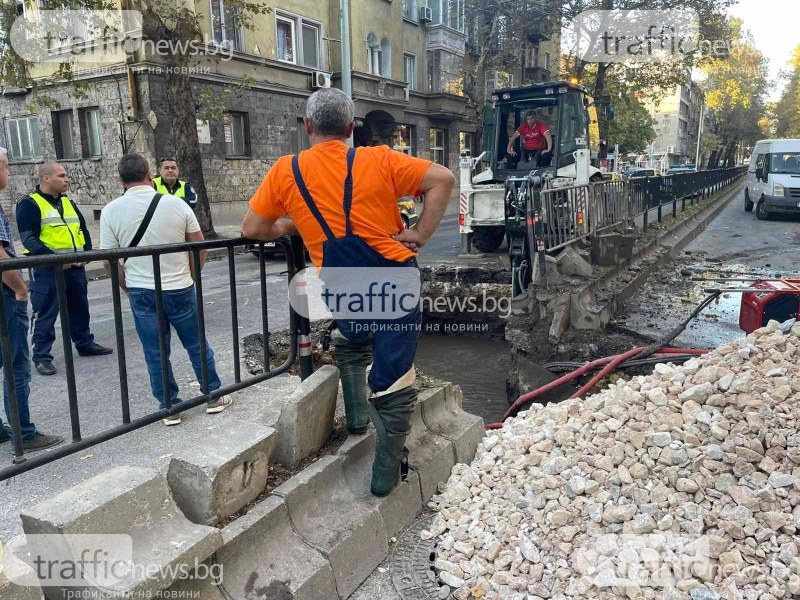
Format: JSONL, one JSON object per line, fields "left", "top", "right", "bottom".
{"left": 99, "top": 154, "right": 231, "bottom": 425}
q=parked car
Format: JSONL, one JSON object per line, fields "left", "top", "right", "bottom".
{"left": 601, "top": 171, "right": 622, "bottom": 182}
{"left": 247, "top": 197, "right": 419, "bottom": 258}
{"left": 665, "top": 165, "right": 697, "bottom": 175}
{"left": 623, "top": 167, "right": 658, "bottom": 180}
{"left": 745, "top": 138, "right": 800, "bottom": 220}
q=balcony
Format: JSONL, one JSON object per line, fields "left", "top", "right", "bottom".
{"left": 426, "top": 24, "right": 466, "bottom": 56}
{"left": 526, "top": 22, "right": 550, "bottom": 44}
{"left": 524, "top": 65, "right": 551, "bottom": 83}
{"left": 425, "top": 93, "right": 469, "bottom": 119}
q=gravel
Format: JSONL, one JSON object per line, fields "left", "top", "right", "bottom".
{"left": 425, "top": 320, "right": 800, "bottom": 599}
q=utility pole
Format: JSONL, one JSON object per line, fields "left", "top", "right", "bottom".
{"left": 695, "top": 98, "right": 704, "bottom": 168}
{"left": 340, "top": 0, "right": 354, "bottom": 147}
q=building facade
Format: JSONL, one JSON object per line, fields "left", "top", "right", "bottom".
{"left": 1, "top": 0, "right": 559, "bottom": 220}
{"left": 647, "top": 79, "right": 705, "bottom": 166}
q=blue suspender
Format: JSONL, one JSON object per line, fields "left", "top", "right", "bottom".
{"left": 291, "top": 147, "right": 357, "bottom": 240}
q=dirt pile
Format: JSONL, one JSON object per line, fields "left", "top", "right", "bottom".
{"left": 426, "top": 321, "right": 800, "bottom": 600}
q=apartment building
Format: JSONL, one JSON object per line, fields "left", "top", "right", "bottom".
{"left": 0, "top": 0, "right": 479, "bottom": 218}
{"left": 647, "top": 79, "right": 705, "bottom": 166}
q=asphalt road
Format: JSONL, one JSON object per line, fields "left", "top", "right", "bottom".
{"left": 618, "top": 187, "right": 800, "bottom": 349}
{"left": 0, "top": 251, "right": 298, "bottom": 540}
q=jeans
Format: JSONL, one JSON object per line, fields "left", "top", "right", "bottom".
{"left": 0, "top": 288, "right": 36, "bottom": 440}
{"left": 29, "top": 265, "right": 95, "bottom": 363}
{"left": 128, "top": 286, "right": 221, "bottom": 410}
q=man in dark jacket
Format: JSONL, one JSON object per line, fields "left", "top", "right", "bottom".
{"left": 16, "top": 162, "right": 112, "bottom": 376}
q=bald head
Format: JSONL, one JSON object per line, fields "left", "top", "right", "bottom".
{"left": 38, "top": 162, "right": 69, "bottom": 196}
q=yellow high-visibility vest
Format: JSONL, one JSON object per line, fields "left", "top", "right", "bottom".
{"left": 153, "top": 177, "right": 186, "bottom": 198}
{"left": 25, "top": 193, "right": 86, "bottom": 254}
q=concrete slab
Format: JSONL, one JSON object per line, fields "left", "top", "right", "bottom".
{"left": 406, "top": 396, "right": 457, "bottom": 503}
{"left": 273, "top": 454, "right": 388, "bottom": 598}
{"left": 166, "top": 419, "right": 277, "bottom": 526}
{"left": 271, "top": 365, "right": 340, "bottom": 468}
{"left": 0, "top": 537, "right": 44, "bottom": 600}
{"left": 20, "top": 466, "right": 221, "bottom": 600}
{"left": 555, "top": 246, "right": 593, "bottom": 277}
{"left": 548, "top": 293, "right": 572, "bottom": 344}
{"left": 338, "top": 431, "right": 423, "bottom": 540}
{"left": 169, "top": 495, "right": 338, "bottom": 600}
{"left": 531, "top": 254, "right": 562, "bottom": 287}
{"left": 419, "top": 384, "right": 484, "bottom": 466}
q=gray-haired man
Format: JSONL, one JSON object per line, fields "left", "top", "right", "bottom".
{"left": 0, "top": 147, "right": 63, "bottom": 452}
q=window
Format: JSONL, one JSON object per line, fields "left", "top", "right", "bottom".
{"left": 224, "top": 112, "right": 249, "bottom": 157}
{"left": 427, "top": 49, "right": 463, "bottom": 95}
{"left": 79, "top": 107, "right": 103, "bottom": 157}
{"left": 459, "top": 132, "right": 473, "bottom": 156}
{"left": 428, "top": 0, "right": 464, "bottom": 31}
{"left": 380, "top": 38, "right": 391, "bottom": 78}
{"left": 544, "top": 51, "right": 551, "bottom": 72}
{"left": 404, "top": 53, "right": 416, "bottom": 90}
{"left": 276, "top": 13, "right": 321, "bottom": 68}
{"left": 52, "top": 110, "right": 78, "bottom": 159}
{"left": 393, "top": 125, "right": 413, "bottom": 155}
{"left": 430, "top": 128, "right": 446, "bottom": 165}
{"left": 402, "top": 0, "right": 416, "bottom": 21}
{"left": 5, "top": 116, "right": 42, "bottom": 161}
{"left": 211, "top": 0, "right": 244, "bottom": 52}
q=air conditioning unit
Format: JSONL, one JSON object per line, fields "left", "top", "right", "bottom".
{"left": 403, "top": 86, "right": 410, "bottom": 101}
{"left": 667, "top": 145, "right": 675, "bottom": 154}
{"left": 418, "top": 5, "right": 432, "bottom": 23}
{"left": 312, "top": 71, "right": 332, "bottom": 89}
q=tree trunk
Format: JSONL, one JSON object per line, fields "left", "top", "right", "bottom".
{"left": 593, "top": 63, "right": 610, "bottom": 160}
{"left": 166, "top": 71, "right": 217, "bottom": 238}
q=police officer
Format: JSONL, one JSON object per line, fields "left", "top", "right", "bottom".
{"left": 153, "top": 157, "right": 197, "bottom": 210}
{"left": 16, "top": 163, "right": 113, "bottom": 376}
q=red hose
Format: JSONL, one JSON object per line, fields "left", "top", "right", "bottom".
{"left": 570, "top": 346, "right": 644, "bottom": 400}
{"left": 485, "top": 345, "right": 709, "bottom": 430}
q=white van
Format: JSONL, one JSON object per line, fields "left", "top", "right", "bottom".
{"left": 746, "top": 139, "right": 800, "bottom": 220}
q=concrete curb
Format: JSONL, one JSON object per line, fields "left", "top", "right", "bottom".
{"left": 20, "top": 466, "right": 222, "bottom": 599}
{"left": 15, "top": 382, "right": 483, "bottom": 600}
{"left": 167, "top": 419, "right": 277, "bottom": 526}
{"left": 569, "top": 182, "right": 745, "bottom": 331}
{"left": 272, "top": 454, "right": 389, "bottom": 598}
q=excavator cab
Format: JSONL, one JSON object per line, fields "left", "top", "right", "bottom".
{"left": 482, "top": 81, "right": 594, "bottom": 182}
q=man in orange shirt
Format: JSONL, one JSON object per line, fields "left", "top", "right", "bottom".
{"left": 242, "top": 88, "right": 454, "bottom": 497}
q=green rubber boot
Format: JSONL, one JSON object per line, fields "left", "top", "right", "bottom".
{"left": 368, "top": 386, "right": 417, "bottom": 497}
{"left": 332, "top": 330, "right": 372, "bottom": 434}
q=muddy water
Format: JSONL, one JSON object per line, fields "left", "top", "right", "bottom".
{"left": 415, "top": 335, "right": 511, "bottom": 424}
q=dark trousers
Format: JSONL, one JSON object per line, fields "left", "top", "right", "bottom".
{"left": 29, "top": 265, "right": 94, "bottom": 363}
{"left": 0, "top": 287, "right": 36, "bottom": 439}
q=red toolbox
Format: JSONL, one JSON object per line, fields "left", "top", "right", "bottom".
{"left": 739, "top": 280, "right": 800, "bottom": 334}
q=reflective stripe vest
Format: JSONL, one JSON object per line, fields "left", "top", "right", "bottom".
{"left": 25, "top": 192, "right": 86, "bottom": 254}
{"left": 153, "top": 177, "right": 186, "bottom": 198}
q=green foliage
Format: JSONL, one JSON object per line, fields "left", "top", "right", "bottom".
{"left": 773, "top": 45, "right": 800, "bottom": 138}
{"left": 606, "top": 90, "right": 656, "bottom": 154}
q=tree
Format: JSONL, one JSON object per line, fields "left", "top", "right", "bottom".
{"left": 560, "top": 0, "right": 735, "bottom": 158}
{"left": 773, "top": 45, "right": 800, "bottom": 138}
{"left": 0, "top": 0, "right": 269, "bottom": 237}
{"left": 699, "top": 18, "right": 769, "bottom": 166}
{"left": 605, "top": 87, "right": 655, "bottom": 154}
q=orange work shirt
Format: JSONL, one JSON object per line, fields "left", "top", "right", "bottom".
{"left": 248, "top": 141, "right": 432, "bottom": 267}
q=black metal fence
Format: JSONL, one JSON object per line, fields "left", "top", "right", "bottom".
{"left": 538, "top": 166, "right": 748, "bottom": 251}
{"left": 0, "top": 236, "right": 310, "bottom": 481}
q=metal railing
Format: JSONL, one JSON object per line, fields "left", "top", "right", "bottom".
{"left": 538, "top": 166, "right": 747, "bottom": 252}
{"left": 0, "top": 236, "right": 310, "bottom": 481}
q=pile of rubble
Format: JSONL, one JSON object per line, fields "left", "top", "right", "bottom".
{"left": 426, "top": 321, "right": 800, "bottom": 600}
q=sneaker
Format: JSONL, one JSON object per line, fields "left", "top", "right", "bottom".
{"left": 22, "top": 433, "right": 64, "bottom": 453}
{"left": 163, "top": 415, "right": 182, "bottom": 426}
{"left": 206, "top": 395, "right": 233, "bottom": 414}
{"left": 35, "top": 361, "right": 57, "bottom": 376}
